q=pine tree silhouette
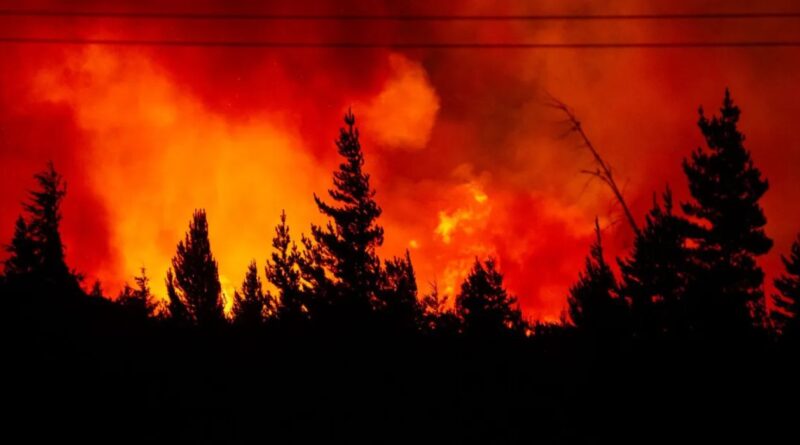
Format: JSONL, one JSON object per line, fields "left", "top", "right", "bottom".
{"left": 773, "top": 236, "right": 800, "bottom": 340}
{"left": 169, "top": 210, "right": 225, "bottom": 327}
{"left": 232, "top": 261, "right": 272, "bottom": 327}
{"left": 568, "top": 220, "right": 628, "bottom": 335}
{"left": 455, "top": 258, "right": 525, "bottom": 337}
{"left": 118, "top": 268, "right": 155, "bottom": 319}
{"left": 265, "top": 211, "right": 306, "bottom": 323}
{"left": 420, "top": 282, "right": 460, "bottom": 335}
{"left": 377, "top": 250, "right": 421, "bottom": 332}
{"left": 4, "top": 216, "right": 36, "bottom": 277}
{"left": 3, "top": 162, "right": 80, "bottom": 295}
{"left": 619, "top": 187, "right": 692, "bottom": 338}
{"left": 682, "top": 89, "right": 772, "bottom": 336}
{"left": 311, "top": 110, "right": 384, "bottom": 320}
{"left": 165, "top": 267, "right": 189, "bottom": 324}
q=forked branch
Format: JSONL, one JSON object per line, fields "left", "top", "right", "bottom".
{"left": 547, "top": 95, "right": 640, "bottom": 236}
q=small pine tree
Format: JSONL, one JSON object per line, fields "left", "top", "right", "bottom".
{"left": 377, "top": 250, "right": 421, "bottom": 332}
{"left": 170, "top": 210, "right": 224, "bottom": 327}
{"left": 311, "top": 110, "right": 384, "bottom": 318}
{"left": 232, "top": 261, "right": 271, "bottom": 327}
{"left": 773, "top": 236, "right": 800, "bottom": 339}
{"left": 619, "top": 187, "right": 692, "bottom": 338}
{"left": 682, "top": 89, "right": 773, "bottom": 335}
{"left": 455, "top": 258, "right": 525, "bottom": 337}
{"left": 420, "top": 282, "right": 459, "bottom": 335}
{"left": 264, "top": 211, "right": 305, "bottom": 322}
{"left": 568, "top": 220, "right": 628, "bottom": 335}
{"left": 118, "top": 268, "right": 154, "bottom": 319}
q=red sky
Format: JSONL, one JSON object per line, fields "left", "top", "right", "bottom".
{"left": 1, "top": 0, "right": 800, "bottom": 320}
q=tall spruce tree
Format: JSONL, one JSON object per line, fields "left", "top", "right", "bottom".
{"left": 311, "top": 110, "right": 384, "bottom": 319}
{"left": 265, "top": 211, "right": 306, "bottom": 322}
{"left": 773, "top": 236, "right": 800, "bottom": 340}
{"left": 568, "top": 220, "right": 628, "bottom": 335}
{"left": 682, "top": 89, "right": 772, "bottom": 335}
{"left": 619, "top": 187, "right": 692, "bottom": 338}
{"left": 4, "top": 162, "right": 80, "bottom": 295}
{"left": 455, "top": 258, "right": 525, "bottom": 337}
{"left": 169, "top": 210, "right": 224, "bottom": 327}
{"left": 232, "top": 261, "right": 272, "bottom": 327}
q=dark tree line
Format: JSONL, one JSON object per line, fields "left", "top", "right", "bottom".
{"left": 2, "top": 90, "right": 800, "bottom": 347}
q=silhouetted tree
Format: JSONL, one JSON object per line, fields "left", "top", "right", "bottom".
{"left": 376, "top": 250, "right": 421, "bottom": 332}
{"left": 568, "top": 220, "right": 628, "bottom": 335}
{"left": 169, "top": 210, "right": 224, "bottom": 327}
{"left": 682, "top": 89, "right": 772, "bottom": 336}
{"left": 4, "top": 217, "right": 36, "bottom": 277}
{"left": 232, "top": 261, "right": 272, "bottom": 327}
{"left": 455, "top": 258, "right": 525, "bottom": 338}
{"left": 311, "top": 110, "right": 384, "bottom": 319}
{"left": 89, "top": 280, "right": 104, "bottom": 299}
{"left": 165, "top": 268, "right": 189, "bottom": 324}
{"left": 4, "top": 163, "right": 80, "bottom": 295}
{"left": 420, "top": 282, "right": 459, "bottom": 335}
{"left": 773, "top": 236, "right": 800, "bottom": 340}
{"left": 619, "top": 187, "right": 692, "bottom": 338}
{"left": 265, "top": 211, "right": 306, "bottom": 323}
{"left": 118, "top": 268, "right": 154, "bottom": 319}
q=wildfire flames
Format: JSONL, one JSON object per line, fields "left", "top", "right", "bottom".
{"left": 2, "top": 1, "right": 800, "bottom": 320}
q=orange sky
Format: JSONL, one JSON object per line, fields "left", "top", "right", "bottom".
{"left": 2, "top": 1, "right": 800, "bottom": 320}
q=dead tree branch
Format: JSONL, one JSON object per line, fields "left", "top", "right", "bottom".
{"left": 546, "top": 94, "right": 640, "bottom": 236}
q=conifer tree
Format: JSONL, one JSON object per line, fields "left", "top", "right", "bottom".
{"left": 4, "top": 163, "right": 80, "bottom": 294}
{"left": 311, "top": 110, "right": 384, "bottom": 319}
{"left": 264, "top": 211, "right": 305, "bottom": 322}
{"left": 232, "top": 261, "right": 272, "bottom": 327}
{"left": 682, "top": 89, "right": 772, "bottom": 334}
{"left": 377, "top": 250, "right": 421, "bottom": 332}
{"left": 773, "top": 236, "right": 800, "bottom": 339}
{"left": 568, "top": 220, "right": 628, "bottom": 335}
{"left": 118, "top": 268, "right": 154, "bottom": 318}
{"left": 169, "top": 210, "right": 224, "bottom": 327}
{"left": 165, "top": 268, "right": 189, "bottom": 323}
{"left": 420, "top": 282, "right": 460, "bottom": 335}
{"left": 619, "top": 187, "right": 692, "bottom": 337}
{"left": 455, "top": 258, "right": 525, "bottom": 337}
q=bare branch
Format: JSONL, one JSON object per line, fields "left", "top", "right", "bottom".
{"left": 548, "top": 93, "right": 640, "bottom": 236}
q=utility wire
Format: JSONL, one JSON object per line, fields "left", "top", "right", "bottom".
{"left": 1, "top": 37, "right": 799, "bottom": 48}
{"left": 0, "top": 9, "right": 800, "bottom": 21}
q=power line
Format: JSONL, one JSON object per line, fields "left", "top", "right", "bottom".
{"left": 1, "top": 37, "right": 799, "bottom": 49}
{"left": 1, "top": 9, "right": 800, "bottom": 21}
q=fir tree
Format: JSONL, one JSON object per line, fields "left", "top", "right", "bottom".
{"left": 264, "top": 211, "right": 305, "bottom": 322}
{"left": 773, "top": 236, "right": 800, "bottom": 339}
{"left": 4, "top": 163, "right": 80, "bottom": 294}
{"left": 455, "top": 258, "right": 525, "bottom": 337}
{"left": 619, "top": 187, "right": 692, "bottom": 338}
{"left": 232, "top": 261, "right": 272, "bottom": 327}
{"left": 311, "top": 110, "right": 384, "bottom": 318}
{"left": 568, "top": 220, "right": 628, "bottom": 335}
{"left": 682, "top": 89, "right": 772, "bottom": 335}
{"left": 170, "top": 210, "right": 224, "bottom": 327}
